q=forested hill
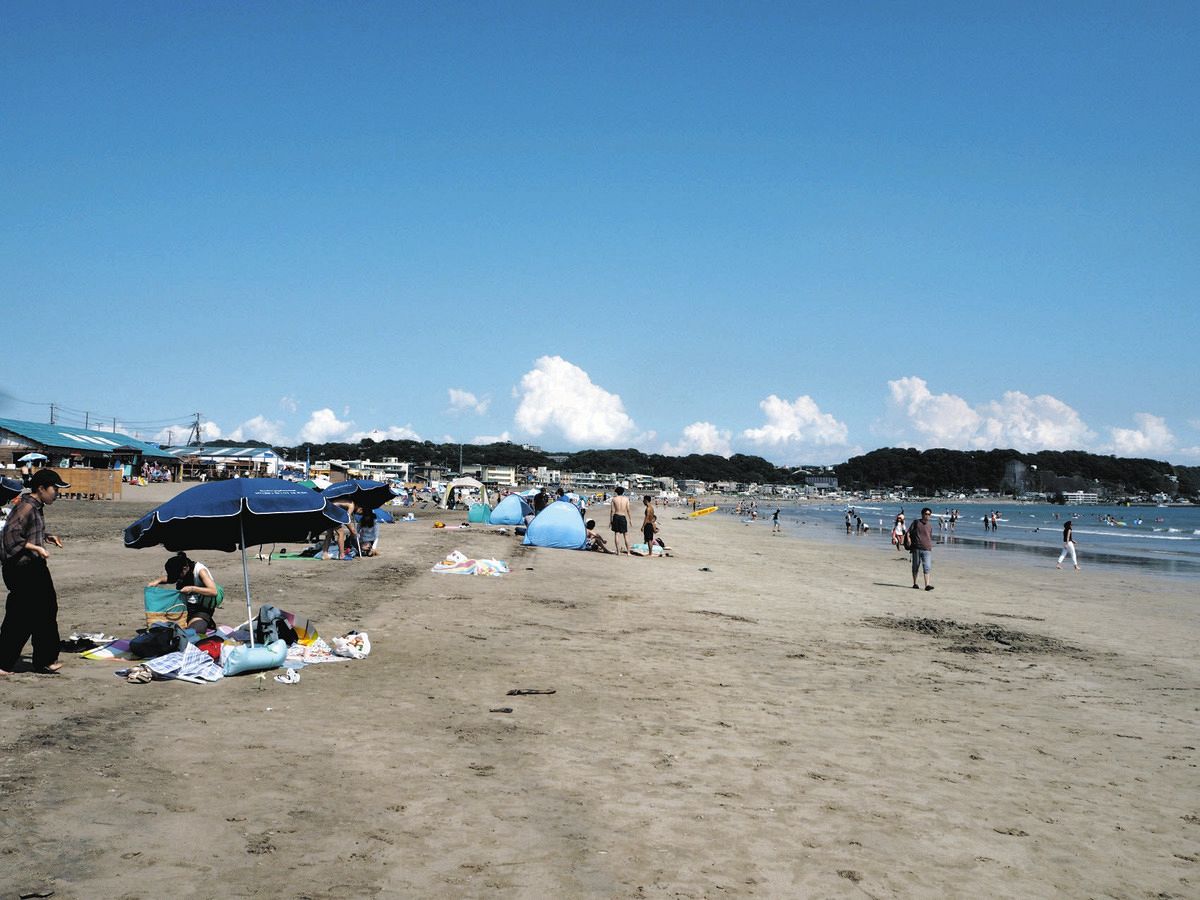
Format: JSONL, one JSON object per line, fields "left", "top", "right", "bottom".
{"left": 281, "top": 440, "right": 792, "bottom": 483}
{"left": 278, "top": 438, "right": 1200, "bottom": 498}
{"left": 833, "top": 448, "right": 1200, "bottom": 498}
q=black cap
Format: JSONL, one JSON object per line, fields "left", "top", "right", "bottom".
{"left": 29, "top": 469, "right": 70, "bottom": 490}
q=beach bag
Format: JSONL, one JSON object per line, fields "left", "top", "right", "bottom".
{"left": 143, "top": 586, "right": 188, "bottom": 628}
{"left": 129, "top": 623, "right": 188, "bottom": 659}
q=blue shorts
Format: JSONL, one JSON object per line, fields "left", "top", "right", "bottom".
{"left": 911, "top": 549, "right": 932, "bottom": 575}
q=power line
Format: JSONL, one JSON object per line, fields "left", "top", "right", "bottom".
{"left": 0, "top": 392, "right": 200, "bottom": 433}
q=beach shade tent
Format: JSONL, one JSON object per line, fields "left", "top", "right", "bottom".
{"left": 124, "top": 479, "right": 350, "bottom": 647}
{"left": 1, "top": 477, "right": 23, "bottom": 504}
{"left": 322, "top": 479, "right": 398, "bottom": 511}
{"left": 17, "top": 452, "right": 48, "bottom": 464}
{"left": 298, "top": 477, "right": 331, "bottom": 491}
{"left": 490, "top": 493, "right": 533, "bottom": 525}
{"left": 518, "top": 488, "right": 540, "bottom": 498}
{"left": 522, "top": 499, "right": 588, "bottom": 550}
{"left": 440, "top": 476, "right": 487, "bottom": 509}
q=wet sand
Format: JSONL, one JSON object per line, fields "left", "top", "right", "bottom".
{"left": 0, "top": 489, "right": 1197, "bottom": 898}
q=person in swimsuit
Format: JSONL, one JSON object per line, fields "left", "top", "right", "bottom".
{"left": 641, "top": 495, "right": 658, "bottom": 555}
{"left": 609, "top": 486, "right": 632, "bottom": 555}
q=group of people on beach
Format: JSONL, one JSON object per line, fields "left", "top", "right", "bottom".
{"left": 587, "top": 487, "right": 664, "bottom": 557}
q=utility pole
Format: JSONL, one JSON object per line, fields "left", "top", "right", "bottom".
{"left": 187, "top": 413, "right": 203, "bottom": 445}
{"left": 49, "top": 403, "right": 56, "bottom": 424}
{"left": 84, "top": 412, "right": 90, "bottom": 430}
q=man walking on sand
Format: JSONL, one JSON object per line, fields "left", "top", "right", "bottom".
{"left": 610, "top": 486, "right": 632, "bottom": 555}
{"left": 0, "top": 469, "right": 71, "bottom": 675}
{"left": 907, "top": 507, "right": 936, "bottom": 591}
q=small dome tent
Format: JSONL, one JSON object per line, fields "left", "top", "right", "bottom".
{"left": 522, "top": 499, "right": 587, "bottom": 550}
{"left": 491, "top": 493, "right": 533, "bottom": 525}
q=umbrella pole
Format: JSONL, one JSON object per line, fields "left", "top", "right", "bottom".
{"left": 239, "top": 517, "right": 255, "bottom": 648}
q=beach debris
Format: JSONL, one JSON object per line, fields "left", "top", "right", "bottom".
{"left": 488, "top": 707, "right": 513, "bottom": 714}
{"left": 691, "top": 610, "right": 757, "bottom": 624}
{"left": 274, "top": 669, "right": 300, "bottom": 684}
{"left": 863, "top": 617, "right": 1082, "bottom": 656}
{"left": 506, "top": 688, "right": 555, "bottom": 696}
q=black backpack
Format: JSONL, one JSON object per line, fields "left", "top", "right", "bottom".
{"left": 129, "top": 623, "right": 188, "bottom": 659}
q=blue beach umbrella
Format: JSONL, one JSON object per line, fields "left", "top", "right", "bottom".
{"left": 124, "top": 478, "right": 350, "bottom": 646}
{"left": 321, "top": 479, "right": 398, "bottom": 511}
{"left": 1, "top": 477, "right": 24, "bottom": 504}
{"left": 17, "top": 452, "right": 48, "bottom": 464}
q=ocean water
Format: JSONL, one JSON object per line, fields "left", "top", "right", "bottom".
{"left": 732, "top": 502, "right": 1200, "bottom": 579}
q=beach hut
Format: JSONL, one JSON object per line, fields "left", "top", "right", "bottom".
{"left": 490, "top": 493, "right": 533, "bottom": 525}
{"left": 522, "top": 499, "right": 587, "bottom": 550}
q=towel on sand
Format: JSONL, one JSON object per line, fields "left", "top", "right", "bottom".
{"left": 431, "top": 549, "right": 510, "bottom": 576}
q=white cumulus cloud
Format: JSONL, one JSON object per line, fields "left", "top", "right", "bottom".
{"left": 279, "top": 395, "right": 299, "bottom": 414}
{"left": 228, "top": 415, "right": 288, "bottom": 445}
{"left": 350, "top": 425, "right": 422, "bottom": 443}
{"left": 448, "top": 388, "right": 490, "bottom": 415}
{"left": 886, "top": 377, "right": 1094, "bottom": 451}
{"left": 662, "top": 422, "right": 733, "bottom": 457}
{"left": 299, "top": 408, "right": 353, "bottom": 444}
{"left": 473, "top": 431, "right": 512, "bottom": 444}
{"left": 1107, "top": 413, "right": 1175, "bottom": 458}
{"left": 742, "top": 395, "right": 849, "bottom": 447}
{"left": 514, "top": 356, "right": 636, "bottom": 446}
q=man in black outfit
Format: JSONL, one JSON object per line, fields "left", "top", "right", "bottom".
{"left": 0, "top": 468, "right": 70, "bottom": 675}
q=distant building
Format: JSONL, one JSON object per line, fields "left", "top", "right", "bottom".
{"left": 0, "top": 416, "right": 175, "bottom": 473}
{"left": 165, "top": 445, "right": 281, "bottom": 478}
{"left": 805, "top": 475, "right": 839, "bottom": 491}
{"left": 460, "top": 464, "right": 517, "bottom": 486}
{"left": 411, "top": 462, "right": 449, "bottom": 485}
{"left": 1062, "top": 491, "right": 1100, "bottom": 505}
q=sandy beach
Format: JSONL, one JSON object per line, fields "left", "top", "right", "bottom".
{"left": 1, "top": 487, "right": 1197, "bottom": 898}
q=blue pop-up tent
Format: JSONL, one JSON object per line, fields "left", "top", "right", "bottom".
{"left": 522, "top": 499, "right": 587, "bottom": 550}
{"left": 491, "top": 493, "right": 533, "bottom": 525}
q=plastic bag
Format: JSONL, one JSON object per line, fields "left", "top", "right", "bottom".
{"left": 332, "top": 631, "right": 371, "bottom": 659}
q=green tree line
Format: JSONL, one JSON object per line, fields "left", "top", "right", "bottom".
{"left": 274, "top": 438, "right": 1200, "bottom": 498}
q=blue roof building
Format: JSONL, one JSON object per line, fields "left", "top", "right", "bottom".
{"left": 0, "top": 416, "right": 174, "bottom": 468}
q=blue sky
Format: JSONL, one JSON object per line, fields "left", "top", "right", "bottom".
{"left": 3, "top": 2, "right": 1197, "bottom": 464}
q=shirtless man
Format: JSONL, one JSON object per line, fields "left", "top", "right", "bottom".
{"left": 610, "top": 486, "right": 632, "bottom": 555}
{"left": 641, "top": 495, "right": 658, "bottom": 556}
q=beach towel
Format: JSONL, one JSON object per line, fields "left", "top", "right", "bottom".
{"left": 116, "top": 642, "right": 224, "bottom": 684}
{"left": 431, "top": 550, "right": 510, "bottom": 576}
{"left": 81, "top": 639, "right": 137, "bottom": 661}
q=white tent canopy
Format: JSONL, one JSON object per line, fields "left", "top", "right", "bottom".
{"left": 440, "top": 476, "right": 486, "bottom": 509}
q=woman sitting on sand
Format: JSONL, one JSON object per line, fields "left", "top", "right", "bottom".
{"left": 147, "top": 552, "right": 223, "bottom": 630}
